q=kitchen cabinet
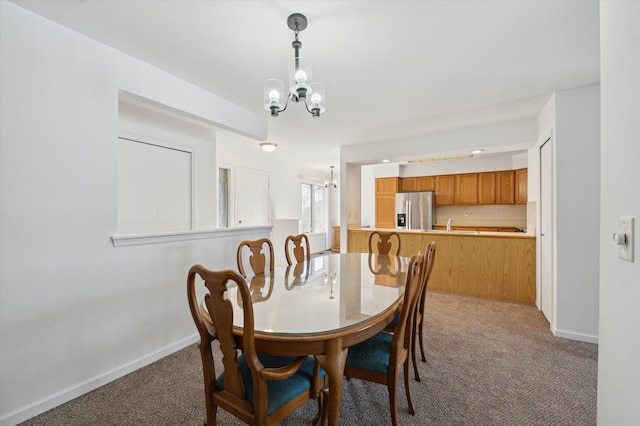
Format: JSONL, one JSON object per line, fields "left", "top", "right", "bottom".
{"left": 349, "top": 228, "right": 536, "bottom": 304}
{"left": 399, "top": 177, "right": 416, "bottom": 192}
{"left": 375, "top": 177, "right": 399, "bottom": 228}
{"left": 455, "top": 173, "right": 478, "bottom": 205}
{"left": 496, "top": 170, "right": 515, "bottom": 204}
{"left": 515, "top": 168, "right": 528, "bottom": 204}
{"left": 332, "top": 226, "right": 340, "bottom": 252}
{"left": 435, "top": 175, "right": 455, "bottom": 205}
{"left": 416, "top": 176, "right": 435, "bottom": 191}
{"left": 478, "top": 172, "right": 496, "bottom": 205}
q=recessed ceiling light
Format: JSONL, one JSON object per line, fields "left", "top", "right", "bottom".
{"left": 471, "top": 149, "right": 483, "bottom": 154}
{"left": 382, "top": 159, "right": 390, "bottom": 163}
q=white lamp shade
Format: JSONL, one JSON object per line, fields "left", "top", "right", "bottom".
{"left": 263, "top": 79, "right": 285, "bottom": 111}
{"left": 289, "top": 57, "right": 312, "bottom": 95}
{"left": 308, "top": 83, "right": 326, "bottom": 114}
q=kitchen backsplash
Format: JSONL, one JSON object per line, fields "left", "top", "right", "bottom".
{"left": 435, "top": 204, "right": 527, "bottom": 228}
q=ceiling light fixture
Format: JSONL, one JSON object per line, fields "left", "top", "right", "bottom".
{"left": 260, "top": 142, "right": 278, "bottom": 153}
{"left": 325, "top": 166, "right": 337, "bottom": 188}
{"left": 408, "top": 154, "right": 474, "bottom": 163}
{"left": 382, "top": 159, "right": 391, "bottom": 163}
{"left": 471, "top": 149, "right": 484, "bottom": 154}
{"left": 264, "top": 13, "right": 326, "bottom": 118}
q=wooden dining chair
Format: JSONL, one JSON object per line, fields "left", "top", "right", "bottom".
{"left": 237, "top": 238, "right": 274, "bottom": 278}
{"left": 343, "top": 250, "right": 427, "bottom": 426}
{"left": 384, "top": 241, "right": 436, "bottom": 382}
{"left": 411, "top": 241, "right": 436, "bottom": 381}
{"left": 284, "top": 233, "right": 311, "bottom": 266}
{"left": 187, "top": 264, "right": 325, "bottom": 426}
{"left": 368, "top": 230, "right": 402, "bottom": 256}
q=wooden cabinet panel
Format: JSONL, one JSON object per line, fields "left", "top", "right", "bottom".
{"left": 495, "top": 170, "right": 515, "bottom": 204}
{"left": 331, "top": 226, "right": 340, "bottom": 252}
{"left": 375, "top": 177, "right": 399, "bottom": 194}
{"left": 399, "top": 177, "right": 416, "bottom": 192}
{"left": 375, "top": 195, "right": 396, "bottom": 228}
{"left": 455, "top": 173, "right": 478, "bottom": 205}
{"left": 348, "top": 229, "right": 536, "bottom": 304}
{"left": 516, "top": 168, "right": 528, "bottom": 204}
{"left": 416, "top": 176, "right": 435, "bottom": 191}
{"left": 478, "top": 172, "right": 496, "bottom": 205}
{"left": 435, "top": 175, "right": 456, "bottom": 205}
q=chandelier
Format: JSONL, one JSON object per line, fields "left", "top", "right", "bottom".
{"left": 325, "top": 166, "right": 337, "bottom": 188}
{"left": 264, "top": 13, "right": 326, "bottom": 118}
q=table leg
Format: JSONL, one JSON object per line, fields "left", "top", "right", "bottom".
{"left": 315, "top": 338, "right": 348, "bottom": 426}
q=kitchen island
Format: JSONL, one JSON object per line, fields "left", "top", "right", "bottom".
{"left": 348, "top": 228, "right": 536, "bottom": 304}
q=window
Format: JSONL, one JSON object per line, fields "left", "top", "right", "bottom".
{"left": 218, "top": 167, "right": 229, "bottom": 228}
{"left": 301, "top": 182, "right": 326, "bottom": 233}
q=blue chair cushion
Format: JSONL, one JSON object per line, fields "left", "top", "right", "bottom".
{"left": 216, "top": 355, "right": 323, "bottom": 416}
{"left": 346, "top": 331, "right": 393, "bottom": 375}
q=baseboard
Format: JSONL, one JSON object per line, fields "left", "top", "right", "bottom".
{"left": 553, "top": 328, "right": 599, "bottom": 344}
{"left": 0, "top": 334, "right": 199, "bottom": 426}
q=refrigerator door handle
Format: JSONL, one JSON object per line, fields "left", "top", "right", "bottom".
{"left": 406, "top": 200, "right": 412, "bottom": 230}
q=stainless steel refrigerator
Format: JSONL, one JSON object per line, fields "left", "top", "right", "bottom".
{"left": 395, "top": 191, "right": 435, "bottom": 230}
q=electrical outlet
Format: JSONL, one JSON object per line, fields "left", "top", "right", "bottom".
{"left": 613, "top": 216, "right": 634, "bottom": 262}
{"left": 464, "top": 210, "right": 469, "bottom": 217}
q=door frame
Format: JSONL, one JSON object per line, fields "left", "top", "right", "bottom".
{"left": 539, "top": 136, "right": 555, "bottom": 329}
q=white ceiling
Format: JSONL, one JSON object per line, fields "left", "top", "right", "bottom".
{"left": 11, "top": 0, "right": 600, "bottom": 171}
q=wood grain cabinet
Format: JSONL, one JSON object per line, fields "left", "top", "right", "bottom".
{"left": 332, "top": 226, "right": 340, "bottom": 252}
{"left": 416, "top": 176, "right": 435, "bottom": 191}
{"left": 495, "top": 170, "right": 515, "bottom": 204}
{"left": 455, "top": 173, "right": 478, "bottom": 205}
{"left": 515, "top": 168, "right": 528, "bottom": 204}
{"left": 375, "top": 177, "right": 399, "bottom": 228}
{"left": 435, "top": 175, "right": 456, "bottom": 205}
{"left": 399, "top": 177, "right": 416, "bottom": 192}
{"left": 478, "top": 172, "right": 497, "bottom": 205}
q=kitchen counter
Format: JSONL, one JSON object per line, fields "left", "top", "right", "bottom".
{"left": 348, "top": 228, "right": 536, "bottom": 304}
{"left": 362, "top": 227, "right": 535, "bottom": 239}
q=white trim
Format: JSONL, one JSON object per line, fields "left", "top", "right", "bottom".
{"left": 0, "top": 335, "right": 199, "bottom": 426}
{"left": 111, "top": 226, "right": 272, "bottom": 247}
{"left": 554, "top": 329, "right": 599, "bottom": 344}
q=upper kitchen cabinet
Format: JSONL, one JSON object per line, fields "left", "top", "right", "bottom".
{"left": 399, "top": 177, "right": 416, "bottom": 192}
{"left": 416, "top": 176, "right": 435, "bottom": 191}
{"left": 375, "top": 177, "right": 399, "bottom": 228}
{"left": 455, "top": 173, "right": 478, "bottom": 205}
{"left": 399, "top": 176, "right": 435, "bottom": 192}
{"left": 495, "top": 170, "right": 515, "bottom": 204}
{"left": 435, "top": 175, "right": 456, "bottom": 205}
{"left": 478, "top": 172, "right": 497, "bottom": 205}
{"left": 515, "top": 168, "right": 528, "bottom": 204}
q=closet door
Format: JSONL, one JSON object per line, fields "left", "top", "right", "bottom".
{"left": 235, "top": 168, "right": 270, "bottom": 226}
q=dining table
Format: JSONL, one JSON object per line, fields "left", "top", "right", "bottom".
{"left": 226, "top": 252, "right": 410, "bottom": 426}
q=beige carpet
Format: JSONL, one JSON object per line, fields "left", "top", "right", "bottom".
{"left": 21, "top": 291, "right": 597, "bottom": 425}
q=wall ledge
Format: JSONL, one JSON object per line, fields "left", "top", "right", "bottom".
{"left": 111, "top": 226, "right": 272, "bottom": 247}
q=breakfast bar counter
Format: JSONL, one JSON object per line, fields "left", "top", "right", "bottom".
{"left": 348, "top": 228, "right": 536, "bottom": 304}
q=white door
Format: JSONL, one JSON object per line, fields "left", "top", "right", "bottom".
{"left": 540, "top": 139, "right": 553, "bottom": 324}
{"left": 235, "top": 168, "right": 270, "bottom": 227}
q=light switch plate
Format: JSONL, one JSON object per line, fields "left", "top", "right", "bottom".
{"left": 617, "top": 216, "right": 634, "bottom": 262}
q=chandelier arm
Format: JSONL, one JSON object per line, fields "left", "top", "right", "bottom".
{"left": 303, "top": 99, "right": 321, "bottom": 118}
{"left": 273, "top": 93, "right": 292, "bottom": 116}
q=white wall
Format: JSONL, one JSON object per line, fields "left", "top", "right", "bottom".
{"left": 597, "top": 2, "right": 640, "bottom": 422}
{"left": 0, "top": 3, "right": 269, "bottom": 424}
{"left": 535, "top": 85, "right": 601, "bottom": 343}
{"left": 215, "top": 131, "right": 335, "bottom": 257}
